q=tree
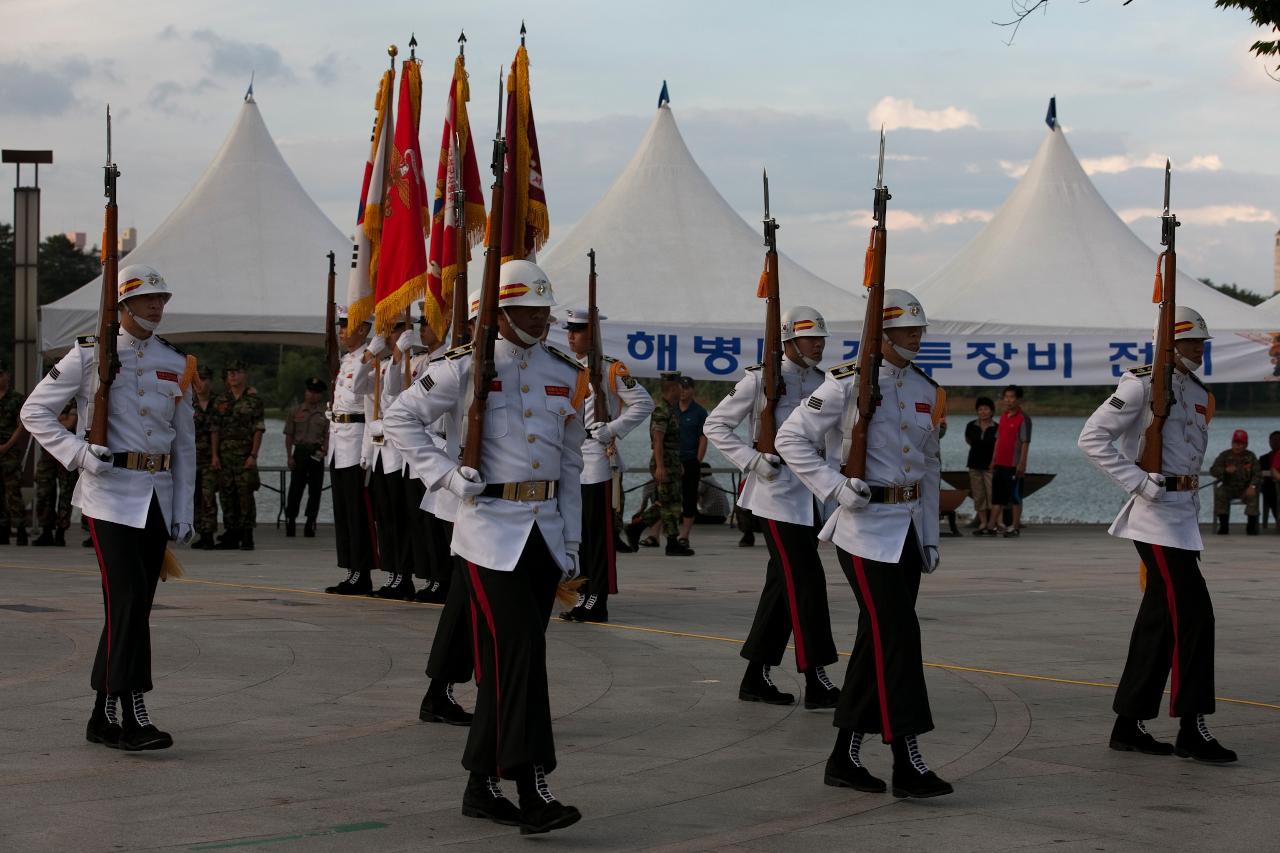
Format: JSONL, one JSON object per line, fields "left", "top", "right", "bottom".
{"left": 997, "top": 1, "right": 1280, "bottom": 75}
{"left": 0, "top": 223, "right": 102, "bottom": 358}
{"left": 1198, "top": 276, "right": 1268, "bottom": 306}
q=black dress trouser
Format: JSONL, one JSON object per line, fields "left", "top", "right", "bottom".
{"left": 741, "top": 516, "right": 838, "bottom": 673}
{"left": 368, "top": 456, "right": 411, "bottom": 574}
{"left": 88, "top": 496, "right": 169, "bottom": 694}
{"left": 462, "top": 526, "right": 561, "bottom": 778}
{"left": 426, "top": 523, "right": 473, "bottom": 685}
{"left": 834, "top": 525, "right": 934, "bottom": 742}
{"left": 285, "top": 446, "right": 324, "bottom": 521}
{"left": 1114, "top": 541, "right": 1216, "bottom": 720}
{"left": 403, "top": 474, "right": 432, "bottom": 581}
{"left": 580, "top": 480, "right": 617, "bottom": 605}
{"left": 331, "top": 461, "right": 375, "bottom": 572}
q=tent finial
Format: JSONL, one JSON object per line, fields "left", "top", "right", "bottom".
{"left": 657, "top": 80, "right": 670, "bottom": 109}
{"left": 244, "top": 71, "right": 255, "bottom": 103}
{"left": 1045, "top": 96, "right": 1057, "bottom": 130}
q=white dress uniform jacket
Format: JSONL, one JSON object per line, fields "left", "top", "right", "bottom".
{"left": 580, "top": 355, "right": 654, "bottom": 485}
{"left": 775, "top": 360, "right": 942, "bottom": 563}
{"left": 383, "top": 337, "right": 588, "bottom": 572}
{"left": 327, "top": 346, "right": 373, "bottom": 469}
{"left": 1078, "top": 366, "right": 1209, "bottom": 552}
{"left": 406, "top": 344, "right": 447, "bottom": 514}
{"left": 704, "top": 358, "right": 837, "bottom": 526}
{"left": 363, "top": 354, "right": 405, "bottom": 472}
{"left": 21, "top": 331, "right": 195, "bottom": 530}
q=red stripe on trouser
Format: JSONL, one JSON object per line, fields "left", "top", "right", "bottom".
{"left": 605, "top": 480, "right": 617, "bottom": 594}
{"left": 362, "top": 486, "right": 380, "bottom": 571}
{"left": 1150, "top": 544, "right": 1181, "bottom": 716}
{"left": 765, "top": 518, "right": 808, "bottom": 672}
{"left": 851, "top": 555, "right": 894, "bottom": 743}
{"left": 88, "top": 518, "right": 111, "bottom": 692}
{"left": 468, "top": 596, "right": 482, "bottom": 683}
{"left": 466, "top": 561, "right": 502, "bottom": 773}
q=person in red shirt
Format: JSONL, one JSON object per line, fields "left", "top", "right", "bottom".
{"left": 989, "top": 385, "right": 1031, "bottom": 537}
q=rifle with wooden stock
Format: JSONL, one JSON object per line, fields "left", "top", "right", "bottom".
{"left": 587, "top": 249, "right": 608, "bottom": 425}
{"left": 324, "top": 251, "right": 339, "bottom": 391}
{"left": 88, "top": 106, "right": 121, "bottom": 448}
{"left": 755, "top": 169, "right": 783, "bottom": 455}
{"left": 1138, "top": 161, "right": 1179, "bottom": 474}
{"left": 450, "top": 129, "right": 470, "bottom": 348}
{"left": 842, "top": 130, "right": 890, "bottom": 479}
{"left": 461, "top": 72, "right": 506, "bottom": 470}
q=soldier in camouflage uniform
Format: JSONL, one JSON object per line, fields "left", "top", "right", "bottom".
{"left": 624, "top": 372, "right": 694, "bottom": 556}
{"left": 0, "top": 363, "right": 29, "bottom": 545}
{"left": 211, "top": 360, "right": 265, "bottom": 551}
{"left": 191, "top": 366, "right": 219, "bottom": 549}
{"left": 32, "top": 400, "right": 77, "bottom": 546}
{"left": 1210, "top": 428, "right": 1262, "bottom": 535}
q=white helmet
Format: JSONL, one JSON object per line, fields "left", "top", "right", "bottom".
{"left": 881, "top": 288, "right": 927, "bottom": 328}
{"left": 118, "top": 264, "right": 171, "bottom": 302}
{"left": 497, "top": 260, "right": 556, "bottom": 308}
{"left": 781, "top": 306, "right": 828, "bottom": 341}
{"left": 561, "top": 307, "right": 607, "bottom": 328}
{"left": 1173, "top": 305, "right": 1212, "bottom": 341}
{"left": 468, "top": 289, "right": 481, "bottom": 321}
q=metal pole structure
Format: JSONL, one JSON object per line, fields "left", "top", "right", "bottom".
{"left": 2, "top": 149, "right": 53, "bottom": 396}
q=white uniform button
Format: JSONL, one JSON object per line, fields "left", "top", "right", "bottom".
{"left": 901, "top": 423, "right": 908, "bottom": 431}
{"left": 527, "top": 435, "right": 536, "bottom": 444}
{"left": 525, "top": 409, "right": 533, "bottom": 418}
{"left": 521, "top": 384, "right": 530, "bottom": 393}
{"left": 532, "top": 461, "right": 540, "bottom": 470}
{"left": 140, "top": 408, "right": 148, "bottom": 416}
{"left": 903, "top": 446, "right": 910, "bottom": 454}
{"left": 520, "top": 362, "right": 527, "bottom": 369}
{"left": 138, "top": 389, "right": 145, "bottom": 396}
{"left": 898, "top": 401, "right": 905, "bottom": 410}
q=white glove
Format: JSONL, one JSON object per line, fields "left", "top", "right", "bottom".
{"left": 591, "top": 421, "right": 615, "bottom": 447}
{"left": 395, "top": 330, "right": 415, "bottom": 353}
{"left": 834, "top": 477, "right": 872, "bottom": 511}
{"left": 369, "top": 421, "right": 385, "bottom": 439}
{"left": 922, "top": 545, "right": 941, "bottom": 574}
{"left": 1133, "top": 472, "right": 1165, "bottom": 501}
{"left": 367, "top": 335, "right": 389, "bottom": 357}
{"left": 562, "top": 546, "right": 581, "bottom": 580}
{"left": 748, "top": 452, "right": 782, "bottom": 482}
{"left": 444, "top": 465, "right": 485, "bottom": 499}
{"left": 171, "top": 522, "right": 194, "bottom": 545}
{"left": 76, "top": 442, "right": 113, "bottom": 475}
{"left": 359, "top": 456, "right": 369, "bottom": 470}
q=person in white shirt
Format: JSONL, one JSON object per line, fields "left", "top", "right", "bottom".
{"left": 775, "top": 289, "right": 952, "bottom": 799}
{"left": 324, "top": 309, "right": 376, "bottom": 595}
{"left": 703, "top": 306, "right": 841, "bottom": 710}
{"left": 384, "top": 261, "right": 584, "bottom": 835}
{"left": 22, "top": 264, "right": 195, "bottom": 751}
{"left": 1078, "top": 306, "right": 1236, "bottom": 764}
{"left": 558, "top": 307, "right": 654, "bottom": 624}
{"left": 364, "top": 318, "right": 417, "bottom": 600}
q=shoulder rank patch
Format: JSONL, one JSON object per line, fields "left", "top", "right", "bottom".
{"left": 48, "top": 366, "right": 61, "bottom": 380}
{"left": 620, "top": 374, "right": 637, "bottom": 389}
{"left": 76, "top": 335, "right": 97, "bottom": 348}
{"left": 828, "top": 359, "right": 858, "bottom": 380}
{"left": 155, "top": 335, "right": 186, "bottom": 355}
{"left": 603, "top": 355, "right": 618, "bottom": 365}
{"left": 745, "top": 363, "right": 764, "bottom": 372}
{"left": 419, "top": 374, "right": 435, "bottom": 392}
{"left": 806, "top": 396, "right": 824, "bottom": 411}
{"left": 1107, "top": 396, "right": 1125, "bottom": 410}
{"left": 1127, "top": 364, "right": 1154, "bottom": 377}
{"left": 544, "top": 344, "right": 587, "bottom": 372}
{"left": 445, "top": 342, "right": 474, "bottom": 360}
{"left": 909, "top": 363, "right": 939, "bottom": 388}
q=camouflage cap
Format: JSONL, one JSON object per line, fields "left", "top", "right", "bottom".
{"left": 305, "top": 377, "right": 327, "bottom": 393}
{"left": 224, "top": 359, "right": 247, "bottom": 373}
{"left": 659, "top": 371, "right": 682, "bottom": 382}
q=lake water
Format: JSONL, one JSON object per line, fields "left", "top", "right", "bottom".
{"left": 256, "top": 413, "right": 1279, "bottom": 526}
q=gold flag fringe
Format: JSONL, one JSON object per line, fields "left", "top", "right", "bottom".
{"left": 375, "top": 271, "right": 429, "bottom": 335}
{"left": 555, "top": 576, "right": 586, "bottom": 608}
{"left": 160, "top": 548, "right": 184, "bottom": 581}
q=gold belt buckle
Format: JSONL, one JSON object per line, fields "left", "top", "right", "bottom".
{"left": 521, "top": 481, "right": 541, "bottom": 501}
{"left": 902, "top": 483, "right": 917, "bottom": 502}
{"left": 144, "top": 454, "right": 157, "bottom": 472}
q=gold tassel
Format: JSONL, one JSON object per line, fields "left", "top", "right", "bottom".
{"left": 160, "top": 548, "right": 184, "bottom": 582}
{"left": 555, "top": 576, "right": 586, "bottom": 609}
{"left": 1151, "top": 253, "right": 1165, "bottom": 303}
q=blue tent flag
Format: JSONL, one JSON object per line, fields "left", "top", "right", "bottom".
{"left": 1045, "top": 96, "right": 1056, "bottom": 130}
{"left": 658, "top": 80, "right": 670, "bottom": 108}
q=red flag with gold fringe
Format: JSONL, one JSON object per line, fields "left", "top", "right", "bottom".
{"left": 499, "top": 43, "right": 549, "bottom": 262}
{"left": 345, "top": 66, "right": 395, "bottom": 329}
{"left": 425, "top": 54, "right": 486, "bottom": 339}
{"left": 374, "top": 57, "right": 431, "bottom": 333}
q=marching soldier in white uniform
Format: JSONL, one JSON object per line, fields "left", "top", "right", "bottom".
{"left": 22, "top": 264, "right": 195, "bottom": 751}
{"left": 405, "top": 303, "right": 452, "bottom": 604}
{"left": 324, "top": 309, "right": 376, "bottom": 595}
{"left": 363, "top": 320, "right": 417, "bottom": 600}
{"left": 558, "top": 307, "right": 654, "bottom": 623}
{"left": 704, "top": 306, "right": 841, "bottom": 709}
{"left": 775, "top": 289, "right": 953, "bottom": 799}
{"left": 384, "top": 262, "right": 584, "bottom": 835}
{"left": 1078, "top": 306, "right": 1236, "bottom": 763}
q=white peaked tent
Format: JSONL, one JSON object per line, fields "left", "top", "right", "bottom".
{"left": 41, "top": 94, "right": 349, "bottom": 353}
{"left": 910, "top": 119, "right": 1272, "bottom": 384}
{"left": 541, "top": 103, "right": 856, "bottom": 380}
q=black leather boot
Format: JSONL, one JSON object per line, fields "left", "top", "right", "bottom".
{"left": 804, "top": 666, "right": 841, "bottom": 709}
{"left": 303, "top": 519, "right": 316, "bottom": 538}
{"left": 16, "top": 527, "right": 27, "bottom": 546}
{"left": 215, "top": 529, "right": 241, "bottom": 550}
{"left": 284, "top": 518, "right": 296, "bottom": 537}
{"left": 824, "top": 729, "right": 886, "bottom": 792}
{"left": 1217, "top": 514, "right": 1229, "bottom": 535}
{"left": 739, "top": 662, "right": 795, "bottom": 705}
{"left": 665, "top": 536, "right": 694, "bottom": 556}
{"left": 32, "top": 529, "right": 55, "bottom": 546}
{"left": 239, "top": 529, "right": 255, "bottom": 551}
{"left": 372, "top": 573, "right": 415, "bottom": 600}
{"left": 53, "top": 528, "right": 66, "bottom": 546}
{"left": 325, "top": 569, "right": 372, "bottom": 595}
{"left": 1109, "top": 716, "right": 1173, "bottom": 755}
{"left": 890, "top": 735, "right": 953, "bottom": 798}
{"left": 1247, "top": 515, "right": 1259, "bottom": 535}
{"left": 192, "top": 533, "right": 216, "bottom": 550}
{"left": 85, "top": 692, "right": 121, "bottom": 748}
{"left": 1175, "top": 714, "right": 1238, "bottom": 763}
{"left": 516, "top": 765, "right": 581, "bottom": 835}
{"left": 624, "top": 520, "right": 645, "bottom": 551}
{"left": 461, "top": 773, "right": 521, "bottom": 826}
{"left": 116, "top": 691, "right": 173, "bottom": 751}
{"left": 419, "top": 680, "right": 473, "bottom": 726}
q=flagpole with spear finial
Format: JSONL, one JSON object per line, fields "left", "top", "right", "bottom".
{"left": 520, "top": 20, "right": 527, "bottom": 45}
{"left": 449, "top": 29, "right": 470, "bottom": 346}
{"left": 372, "top": 43, "right": 397, "bottom": 423}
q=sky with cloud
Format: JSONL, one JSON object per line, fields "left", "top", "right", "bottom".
{"left": 3, "top": 0, "right": 1278, "bottom": 298}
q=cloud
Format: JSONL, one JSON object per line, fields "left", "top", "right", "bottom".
{"left": 811, "top": 208, "right": 992, "bottom": 232}
{"left": 312, "top": 53, "right": 339, "bottom": 86}
{"left": 866, "top": 96, "right": 979, "bottom": 132}
{"left": 0, "top": 58, "right": 94, "bottom": 116}
{"left": 1080, "top": 153, "right": 1223, "bottom": 175}
{"left": 190, "top": 29, "right": 295, "bottom": 83}
{"left": 147, "top": 77, "right": 218, "bottom": 115}
{"left": 999, "top": 159, "right": 1029, "bottom": 178}
{"left": 1118, "top": 205, "right": 1277, "bottom": 227}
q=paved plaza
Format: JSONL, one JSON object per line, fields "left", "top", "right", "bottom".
{"left": 1, "top": 523, "right": 1278, "bottom": 851}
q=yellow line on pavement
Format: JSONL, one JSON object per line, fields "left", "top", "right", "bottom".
{"left": 5, "top": 561, "right": 1278, "bottom": 711}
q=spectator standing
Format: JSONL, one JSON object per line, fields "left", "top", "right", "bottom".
{"left": 191, "top": 366, "right": 218, "bottom": 549}
{"left": 624, "top": 373, "right": 693, "bottom": 556}
{"left": 990, "top": 384, "right": 1031, "bottom": 537}
{"left": 283, "top": 377, "right": 329, "bottom": 538}
{"left": 675, "top": 376, "right": 707, "bottom": 550}
{"left": 964, "top": 397, "right": 998, "bottom": 535}
{"left": 1210, "top": 429, "right": 1261, "bottom": 535}
{"left": 1259, "top": 430, "right": 1280, "bottom": 530}
{"left": 211, "top": 361, "right": 265, "bottom": 551}
{"left": 32, "top": 399, "right": 78, "bottom": 546}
